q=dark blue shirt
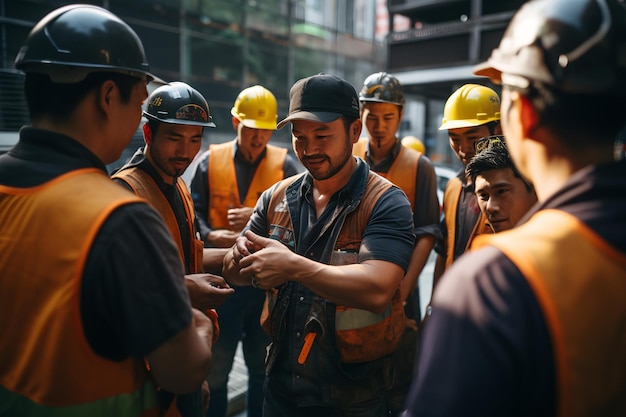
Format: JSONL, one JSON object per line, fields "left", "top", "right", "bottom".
{"left": 406, "top": 160, "right": 626, "bottom": 416}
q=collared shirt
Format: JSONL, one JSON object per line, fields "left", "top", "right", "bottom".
{"left": 0, "top": 127, "right": 191, "bottom": 360}
{"left": 406, "top": 160, "right": 626, "bottom": 417}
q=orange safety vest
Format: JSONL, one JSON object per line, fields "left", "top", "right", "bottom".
{"left": 113, "top": 167, "right": 204, "bottom": 273}
{"left": 442, "top": 176, "right": 490, "bottom": 269}
{"left": 0, "top": 169, "right": 158, "bottom": 417}
{"left": 208, "top": 142, "right": 287, "bottom": 229}
{"left": 261, "top": 172, "right": 406, "bottom": 363}
{"left": 472, "top": 209, "right": 626, "bottom": 417}
{"left": 352, "top": 137, "right": 419, "bottom": 209}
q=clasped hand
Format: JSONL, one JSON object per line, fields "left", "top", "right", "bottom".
{"left": 231, "top": 230, "right": 294, "bottom": 289}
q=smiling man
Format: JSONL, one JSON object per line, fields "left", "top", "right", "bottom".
{"left": 222, "top": 73, "right": 415, "bottom": 417}
{"left": 465, "top": 136, "right": 537, "bottom": 233}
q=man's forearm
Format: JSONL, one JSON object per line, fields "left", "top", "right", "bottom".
{"left": 202, "top": 248, "right": 228, "bottom": 275}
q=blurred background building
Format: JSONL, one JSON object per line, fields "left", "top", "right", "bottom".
{"left": 0, "top": 0, "right": 384, "bottom": 167}
{"left": 0, "top": 0, "right": 528, "bottom": 168}
{"left": 383, "top": 0, "right": 527, "bottom": 167}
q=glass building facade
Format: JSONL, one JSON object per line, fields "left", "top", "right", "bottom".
{"left": 0, "top": 0, "right": 382, "bottom": 162}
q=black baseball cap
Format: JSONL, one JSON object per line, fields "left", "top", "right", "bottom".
{"left": 277, "top": 73, "right": 360, "bottom": 129}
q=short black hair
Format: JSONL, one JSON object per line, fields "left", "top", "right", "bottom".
{"left": 342, "top": 115, "right": 360, "bottom": 135}
{"left": 466, "top": 144, "right": 533, "bottom": 192}
{"left": 504, "top": 82, "right": 626, "bottom": 148}
{"left": 24, "top": 72, "right": 142, "bottom": 123}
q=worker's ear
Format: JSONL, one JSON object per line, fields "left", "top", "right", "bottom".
{"left": 96, "top": 79, "right": 118, "bottom": 120}
{"left": 143, "top": 122, "right": 152, "bottom": 145}
{"left": 350, "top": 118, "right": 362, "bottom": 143}
{"left": 518, "top": 93, "right": 540, "bottom": 139}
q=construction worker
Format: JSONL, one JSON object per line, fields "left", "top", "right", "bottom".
{"left": 222, "top": 73, "right": 415, "bottom": 417}
{"left": 190, "top": 85, "right": 302, "bottom": 417}
{"left": 406, "top": 0, "right": 626, "bottom": 415}
{"left": 465, "top": 135, "right": 537, "bottom": 233}
{"left": 0, "top": 5, "right": 214, "bottom": 415}
{"left": 112, "top": 81, "right": 235, "bottom": 416}
{"left": 432, "top": 84, "right": 501, "bottom": 288}
{"left": 401, "top": 135, "right": 426, "bottom": 154}
{"left": 355, "top": 72, "right": 440, "bottom": 321}
{"left": 354, "top": 72, "right": 440, "bottom": 415}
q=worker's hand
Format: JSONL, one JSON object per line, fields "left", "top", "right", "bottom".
{"left": 185, "top": 274, "right": 234, "bottom": 310}
{"left": 227, "top": 207, "right": 253, "bottom": 231}
{"left": 207, "top": 229, "right": 240, "bottom": 248}
{"left": 237, "top": 230, "right": 296, "bottom": 289}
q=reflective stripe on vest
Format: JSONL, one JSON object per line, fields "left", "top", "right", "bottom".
{"left": 472, "top": 209, "right": 626, "bottom": 417}
{"left": 335, "top": 303, "right": 393, "bottom": 330}
{"left": 112, "top": 167, "right": 203, "bottom": 273}
{"left": 208, "top": 142, "right": 287, "bottom": 229}
{"left": 0, "top": 169, "right": 158, "bottom": 416}
{"left": 0, "top": 382, "right": 158, "bottom": 417}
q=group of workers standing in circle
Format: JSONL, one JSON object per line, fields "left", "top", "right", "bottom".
{"left": 1, "top": 1, "right": 625, "bottom": 416}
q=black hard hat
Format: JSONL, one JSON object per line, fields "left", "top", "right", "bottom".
{"left": 359, "top": 72, "right": 405, "bottom": 106}
{"left": 144, "top": 82, "right": 215, "bottom": 127}
{"left": 14, "top": 4, "right": 160, "bottom": 83}
{"left": 474, "top": 0, "right": 626, "bottom": 96}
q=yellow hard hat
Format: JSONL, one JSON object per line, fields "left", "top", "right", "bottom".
{"left": 401, "top": 136, "right": 425, "bottom": 154}
{"left": 231, "top": 85, "right": 278, "bottom": 130}
{"left": 438, "top": 84, "right": 500, "bottom": 130}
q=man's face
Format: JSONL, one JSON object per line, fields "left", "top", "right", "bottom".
{"left": 235, "top": 119, "right": 274, "bottom": 162}
{"left": 361, "top": 102, "right": 402, "bottom": 149}
{"left": 145, "top": 122, "right": 203, "bottom": 183}
{"left": 448, "top": 124, "right": 493, "bottom": 166}
{"left": 474, "top": 167, "right": 537, "bottom": 232}
{"left": 291, "top": 117, "right": 358, "bottom": 181}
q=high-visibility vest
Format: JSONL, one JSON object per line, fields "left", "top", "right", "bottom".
{"left": 113, "top": 167, "right": 204, "bottom": 273}
{"left": 353, "top": 137, "right": 419, "bottom": 209}
{"left": 208, "top": 142, "right": 287, "bottom": 229}
{"left": 0, "top": 168, "right": 158, "bottom": 417}
{"left": 442, "top": 176, "right": 490, "bottom": 268}
{"left": 261, "top": 172, "right": 406, "bottom": 363}
{"left": 472, "top": 209, "right": 626, "bottom": 417}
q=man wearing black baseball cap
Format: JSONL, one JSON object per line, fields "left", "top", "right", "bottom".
{"left": 223, "top": 73, "right": 415, "bottom": 416}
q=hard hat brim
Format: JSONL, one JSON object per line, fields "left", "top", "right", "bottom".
{"left": 143, "top": 112, "right": 215, "bottom": 127}
{"left": 473, "top": 61, "right": 502, "bottom": 84}
{"left": 438, "top": 118, "right": 496, "bottom": 131}
{"left": 240, "top": 119, "right": 277, "bottom": 130}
